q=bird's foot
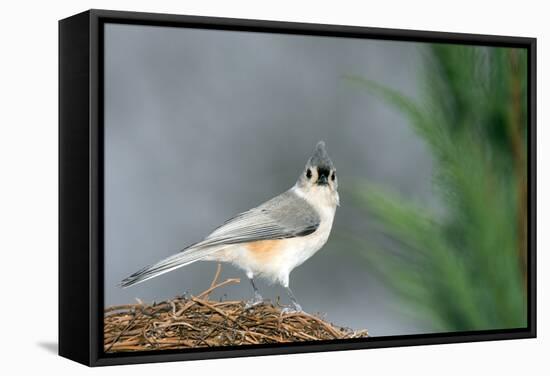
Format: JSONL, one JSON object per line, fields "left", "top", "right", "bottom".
{"left": 280, "top": 303, "right": 303, "bottom": 314}
{"left": 245, "top": 294, "right": 264, "bottom": 309}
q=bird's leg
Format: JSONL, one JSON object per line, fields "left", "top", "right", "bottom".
{"left": 282, "top": 286, "right": 303, "bottom": 313}
{"left": 250, "top": 277, "right": 263, "bottom": 302}
{"left": 245, "top": 275, "right": 264, "bottom": 308}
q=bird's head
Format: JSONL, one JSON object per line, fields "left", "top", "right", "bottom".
{"left": 296, "top": 141, "right": 339, "bottom": 206}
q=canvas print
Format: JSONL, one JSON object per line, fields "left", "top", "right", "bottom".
{"left": 103, "top": 23, "right": 529, "bottom": 353}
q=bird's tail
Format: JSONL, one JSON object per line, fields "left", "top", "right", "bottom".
{"left": 119, "top": 245, "right": 222, "bottom": 288}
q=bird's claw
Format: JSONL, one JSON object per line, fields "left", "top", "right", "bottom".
{"left": 280, "top": 304, "right": 303, "bottom": 314}
{"left": 245, "top": 294, "right": 264, "bottom": 309}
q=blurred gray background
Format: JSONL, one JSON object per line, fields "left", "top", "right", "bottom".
{"left": 104, "top": 23, "right": 434, "bottom": 336}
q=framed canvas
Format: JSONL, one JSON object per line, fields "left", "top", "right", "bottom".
{"left": 59, "top": 9, "right": 537, "bottom": 367}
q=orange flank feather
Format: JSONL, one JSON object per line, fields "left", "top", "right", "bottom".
{"left": 244, "top": 239, "right": 288, "bottom": 263}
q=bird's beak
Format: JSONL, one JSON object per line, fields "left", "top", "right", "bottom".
{"left": 317, "top": 175, "right": 329, "bottom": 186}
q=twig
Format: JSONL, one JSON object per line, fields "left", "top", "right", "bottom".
{"left": 196, "top": 278, "right": 240, "bottom": 300}
{"left": 205, "top": 263, "right": 222, "bottom": 300}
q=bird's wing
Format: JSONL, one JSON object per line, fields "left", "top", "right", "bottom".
{"left": 120, "top": 189, "right": 319, "bottom": 288}
{"left": 196, "top": 189, "right": 320, "bottom": 247}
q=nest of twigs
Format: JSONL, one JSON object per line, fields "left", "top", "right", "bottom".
{"left": 104, "top": 265, "right": 368, "bottom": 352}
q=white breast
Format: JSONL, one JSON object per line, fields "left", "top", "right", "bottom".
{"left": 275, "top": 212, "right": 334, "bottom": 279}
{"left": 255, "top": 185, "right": 337, "bottom": 286}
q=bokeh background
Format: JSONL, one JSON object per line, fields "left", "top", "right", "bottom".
{"left": 104, "top": 23, "right": 527, "bottom": 337}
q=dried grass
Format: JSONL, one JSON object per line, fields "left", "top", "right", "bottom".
{"left": 104, "top": 265, "right": 368, "bottom": 352}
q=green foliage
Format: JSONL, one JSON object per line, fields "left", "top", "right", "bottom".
{"left": 345, "top": 45, "right": 527, "bottom": 332}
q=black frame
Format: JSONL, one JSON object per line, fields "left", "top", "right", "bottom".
{"left": 59, "top": 9, "right": 537, "bottom": 367}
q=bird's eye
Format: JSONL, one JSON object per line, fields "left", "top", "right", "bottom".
{"left": 306, "top": 168, "right": 312, "bottom": 179}
{"left": 331, "top": 172, "right": 336, "bottom": 181}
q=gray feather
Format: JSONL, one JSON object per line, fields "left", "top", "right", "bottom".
{"left": 203, "top": 189, "right": 320, "bottom": 245}
{"left": 119, "top": 245, "right": 223, "bottom": 287}
{"left": 308, "top": 141, "right": 334, "bottom": 170}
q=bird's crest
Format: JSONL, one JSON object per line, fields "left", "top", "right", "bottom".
{"left": 308, "top": 141, "right": 334, "bottom": 169}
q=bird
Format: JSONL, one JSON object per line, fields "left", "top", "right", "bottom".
{"left": 120, "top": 141, "right": 339, "bottom": 312}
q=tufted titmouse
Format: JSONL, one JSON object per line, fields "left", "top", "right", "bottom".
{"left": 121, "top": 141, "right": 339, "bottom": 312}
